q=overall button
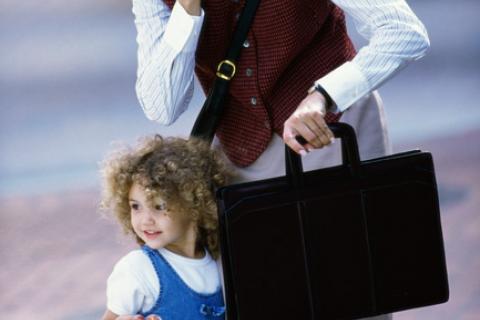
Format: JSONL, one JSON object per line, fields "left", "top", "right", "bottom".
{"left": 264, "top": 121, "right": 271, "bottom": 129}
{"left": 243, "top": 40, "right": 250, "bottom": 48}
{"left": 235, "top": 13, "right": 240, "bottom": 20}
{"left": 246, "top": 68, "right": 253, "bottom": 77}
{"left": 250, "top": 97, "right": 257, "bottom": 106}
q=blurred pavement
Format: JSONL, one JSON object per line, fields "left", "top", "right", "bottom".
{"left": 0, "top": 0, "right": 479, "bottom": 319}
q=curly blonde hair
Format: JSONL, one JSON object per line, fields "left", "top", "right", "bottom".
{"left": 100, "top": 135, "right": 232, "bottom": 259}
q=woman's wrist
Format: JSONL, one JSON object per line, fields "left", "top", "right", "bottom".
{"left": 308, "top": 84, "right": 333, "bottom": 111}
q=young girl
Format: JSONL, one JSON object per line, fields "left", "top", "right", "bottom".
{"left": 100, "top": 135, "right": 231, "bottom": 320}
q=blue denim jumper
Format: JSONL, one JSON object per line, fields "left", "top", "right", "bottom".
{"left": 140, "top": 245, "right": 225, "bottom": 320}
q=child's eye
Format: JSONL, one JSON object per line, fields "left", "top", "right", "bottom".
{"left": 130, "top": 203, "right": 139, "bottom": 211}
{"left": 154, "top": 203, "right": 167, "bottom": 211}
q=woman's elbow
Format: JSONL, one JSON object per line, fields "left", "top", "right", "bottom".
{"left": 136, "top": 87, "right": 175, "bottom": 126}
{"left": 134, "top": 75, "right": 192, "bottom": 126}
{"left": 410, "top": 22, "right": 431, "bottom": 60}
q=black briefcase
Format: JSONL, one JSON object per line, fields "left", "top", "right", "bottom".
{"left": 216, "top": 123, "right": 449, "bottom": 320}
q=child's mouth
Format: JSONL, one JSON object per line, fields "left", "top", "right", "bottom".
{"left": 144, "top": 231, "right": 161, "bottom": 239}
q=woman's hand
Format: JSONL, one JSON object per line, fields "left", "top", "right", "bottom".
{"left": 283, "top": 91, "right": 335, "bottom": 155}
{"left": 115, "top": 315, "right": 161, "bottom": 320}
{"left": 101, "top": 309, "right": 161, "bottom": 320}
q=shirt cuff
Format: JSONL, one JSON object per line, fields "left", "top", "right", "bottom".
{"left": 315, "top": 61, "right": 370, "bottom": 113}
{"left": 163, "top": 2, "right": 205, "bottom": 53}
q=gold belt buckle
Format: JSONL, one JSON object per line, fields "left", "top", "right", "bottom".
{"left": 216, "top": 60, "right": 236, "bottom": 81}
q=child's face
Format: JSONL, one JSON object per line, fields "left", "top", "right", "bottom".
{"left": 128, "top": 182, "right": 196, "bottom": 254}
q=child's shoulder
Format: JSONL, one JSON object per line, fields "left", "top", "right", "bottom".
{"left": 107, "top": 249, "right": 158, "bottom": 315}
{"left": 112, "top": 249, "right": 152, "bottom": 276}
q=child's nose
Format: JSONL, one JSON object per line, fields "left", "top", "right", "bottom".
{"left": 141, "top": 210, "right": 156, "bottom": 224}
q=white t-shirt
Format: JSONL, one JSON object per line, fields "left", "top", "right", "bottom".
{"left": 106, "top": 248, "right": 221, "bottom": 315}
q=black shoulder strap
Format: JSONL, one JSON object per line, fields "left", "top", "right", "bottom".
{"left": 190, "top": 0, "right": 261, "bottom": 143}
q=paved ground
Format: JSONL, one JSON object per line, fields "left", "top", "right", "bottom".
{"left": 0, "top": 0, "right": 479, "bottom": 319}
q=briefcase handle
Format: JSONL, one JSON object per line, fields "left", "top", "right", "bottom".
{"left": 286, "top": 122, "right": 361, "bottom": 188}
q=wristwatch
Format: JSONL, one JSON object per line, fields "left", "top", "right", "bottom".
{"left": 307, "top": 83, "right": 335, "bottom": 113}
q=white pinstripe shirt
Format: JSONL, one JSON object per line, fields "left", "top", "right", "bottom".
{"left": 133, "top": 0, "right": 430, "bottom": 124}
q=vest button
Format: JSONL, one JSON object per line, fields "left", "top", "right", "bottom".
{"left": 243, "top": 40, "right": 250, "bottom": 48}
{"left": 246, "top": 68, "right": 253, "bottom": 77}
{"left": 237, "top": 146, "right": 247, "bottom": 153}
{"left": 250, "top": 97, "right": 257, "bottom": 106}
{"left": 264, "top": 121, "right": 271, "bottom": 129}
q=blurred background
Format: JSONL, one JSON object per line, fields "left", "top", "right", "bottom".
{"left": 0, "top": 0, "right": 479, "bottom": 319}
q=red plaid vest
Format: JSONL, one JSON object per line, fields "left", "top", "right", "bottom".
{"left": 163, "top": 0, "right": 356, "bottom": 167}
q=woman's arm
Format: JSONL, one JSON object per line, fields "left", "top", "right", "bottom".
{"left": 102, "top": 312, "right": 162, "bottom": 320}
{"left": 283, "top": 0, "right": 429, "bottom": 154}
{"left": 318, "top": 0, "right": 430, "bottom": 111}
{"left": 133, "top": 0, "right": 204, "bottom": 125}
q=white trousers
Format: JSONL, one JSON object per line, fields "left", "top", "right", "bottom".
{"left": 217, "top": 90, "right": 393, "bottom": 320}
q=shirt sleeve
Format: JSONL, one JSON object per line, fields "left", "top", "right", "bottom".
{"left": 132, "top": 0, "right": 205, "bottom": 125}
{"left": 317, "top": 0, "right": 430, "bottom": 112}
{"left": 106, "top": 254, "right": 150, "bottom": 315}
